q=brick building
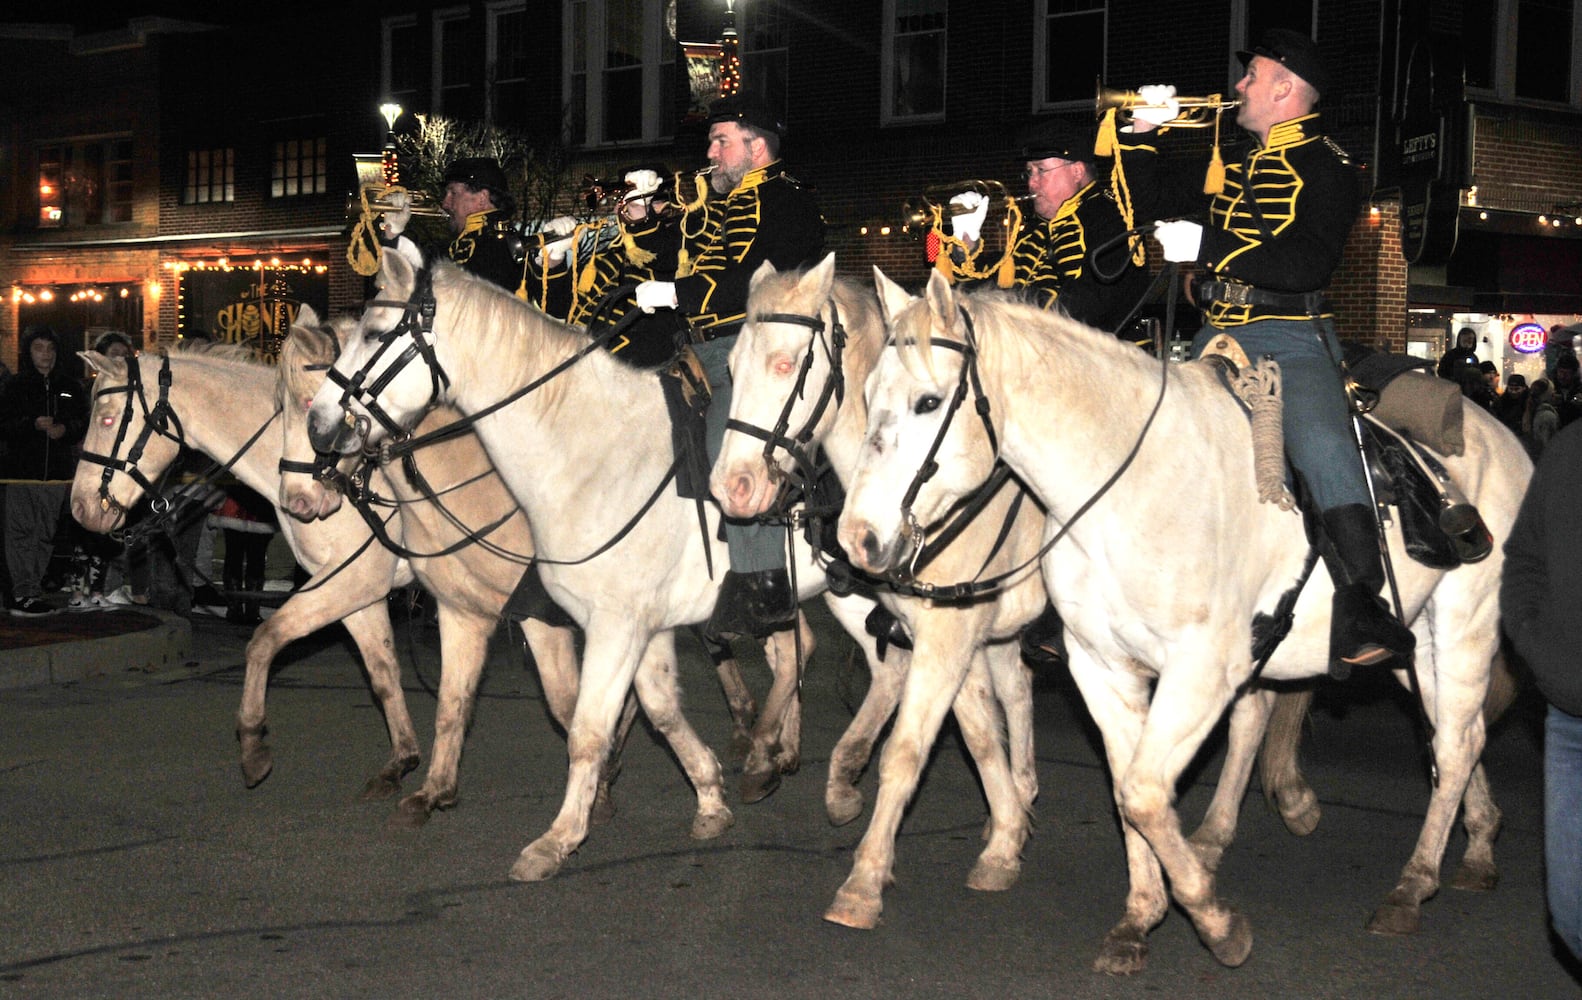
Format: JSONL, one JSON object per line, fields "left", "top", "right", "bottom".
{"left": 2, "top": 1, "right": 1578, "bottom": 374}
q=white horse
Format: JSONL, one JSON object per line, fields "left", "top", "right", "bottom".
{"left": 837, "top": 269, "right": 1526, "bottom": 974}
{"left": 68, "top": 343, "right": 581, "bottom": 806}
{"left": 304, "top": 241, "right": 891, "bottom": 881}
{"left": 713, "top": 254, "right": 1045, "bottom": 927}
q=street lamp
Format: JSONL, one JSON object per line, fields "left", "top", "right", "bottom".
{"left": 719, "top": 1, "right": 740, "bottom": 98}
{"left": 379, "top": 102, "right": 403, "bottom": 184}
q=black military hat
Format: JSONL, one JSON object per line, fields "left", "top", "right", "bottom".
{"left": 443, "top": 156, "right": 510, "bottom": 193}
{"left": 1238, "top": 28, "right": 1330, "bottom": 97}
{"left": 1017, "top": 118, "right": 1096, "bottom": 164}
{"left": 707, "top": 93, "right": 785, "bottom": 136}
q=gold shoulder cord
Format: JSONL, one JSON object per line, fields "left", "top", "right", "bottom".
{"left": 1095, "top": 104, "right": 1226, "bottom": 269}
{"left": 931, "top": 196, "right": 1023, "bottom": 288}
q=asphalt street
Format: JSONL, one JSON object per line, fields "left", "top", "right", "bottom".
{"left": 1, "top": 598, "right": 1577, "bottom": 999}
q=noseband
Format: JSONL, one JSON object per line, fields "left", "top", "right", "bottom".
{"left": 325, "top": 264, "right": 450, "bottom": 442}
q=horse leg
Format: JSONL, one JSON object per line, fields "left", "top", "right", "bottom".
{"left": 340, "top": 602, "right": 423, "bottom": 799}
{"left": 508, "top": 622, "right": 648, "bottom": 882}
{"left": 1257, "top": 686, "right": 1323, "bottom": 835}
{"left": 1065, "top": 652, "right": 1169, "bottom": 975}
{"left": 739, "top": 611, "right": 812, "bottom": 802}
{"left": 700, "top": 630, "right": 758, "bottom": 761}
{"left": 955, "top": 649, "right": 1032, "bottom": 893}
{"left": 821, "top": 592, "right": 906, "bottom": 827}
{"left": 390, "top": 602, "right": 491, "bottom": 828}
{"left": 628, "top": 631, "right": 733, "bottom": 840}
{"left": 983, "top": 639, "right": 1037, "bottom": 811}
{"left": 824, "top": 625, "right": 972, "bottom": 930}
{"left": 1448, "top": 648, "right": 1517, "bottom": 892}
{"left": 1187, "top": 688, "right": 1277, "bottom": 873}
{"left": 1114, "top": 662, "right": 1252, "bottom": 969}
{"left": 1367, "top": 667, "right": 1488, "bottom": 935}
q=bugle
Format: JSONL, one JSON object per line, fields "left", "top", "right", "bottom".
{"left": 904, "top": 180, "right": 1033, "bottom": 224}
{"left": 1094, "top": 78, "right": 1238, "bottom": 128}
{"left": 363, "top": 183, "right": 448, "bottom": 218}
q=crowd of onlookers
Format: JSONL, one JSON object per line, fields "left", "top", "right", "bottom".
{"left": 1437, "top": 325, "right": 1582, "bottom": 459}
{"left": 1, "top": 325, "right": 276, "bottom": 621}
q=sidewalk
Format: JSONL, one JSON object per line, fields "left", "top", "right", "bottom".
{"left": 0, "top": 598, "right": 193, "bottom": 690}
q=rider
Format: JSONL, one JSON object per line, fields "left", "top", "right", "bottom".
{"left": 440, "top": 156, "right": 526, "bottom": 293}
{"left": 634, "top": 93, "right": 826, "bottom": 637}
{"left": 1117, "top": 29, "right": 1415, "bottom": 678}
{"left": 941, "top": 117, "right": 1151, "bottom": 669}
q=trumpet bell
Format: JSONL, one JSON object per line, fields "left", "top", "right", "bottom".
{"left": 1093, "top": 77, "right": 1239, "bottom": 127}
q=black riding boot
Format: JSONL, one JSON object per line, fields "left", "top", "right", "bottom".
{"left": 706, "top": 569, "right": 798, "bottom": 640}
{"left": 1018, "top": 602, "right": 1067, "bottom": 669}
{"left": 1319, "top": 504, "right": 1416, "bottom": 679}
{"left": 223, "top": 574, "right": 246, "bottom": 624}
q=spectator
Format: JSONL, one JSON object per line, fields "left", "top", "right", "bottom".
{"left": 1, "top": 327, "right": 87, "bottom": 615}
{"left": 1554, "top": 351, "right": 1582, "bottom": 427}
{"left": 1525, "top": 379, "right": 1561, "bottom": 459}
{"left": 1437, "top": 326, "right": 1479, "bottom": 380}
{"left": 209, "top": 482, "right": 278, "bottom": 625}
{"left": 1456, "top": 364, "right": 1496, "bottom": 412}
{"left": 68, "top": 331, "right": 135, "bottom": 611}
{"left": 1495, "top": 372, "right": 1529, "bottom": 437}
{"left": 1480, "top": 359, "right": 1501, "bottom": 397}
{"left": 1500, "top": 418, "right": 1582, "bottom": 963}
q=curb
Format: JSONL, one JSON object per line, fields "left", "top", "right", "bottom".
{"left": 0, "top": 608, "right": 193, "bottom": 691}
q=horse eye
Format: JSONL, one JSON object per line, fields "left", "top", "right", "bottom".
{"left": 914, "top": 394, "right": 942, "bottom": 415}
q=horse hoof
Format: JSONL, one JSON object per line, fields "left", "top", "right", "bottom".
{"left": 739, "top": 768, "right": 782, "bottom": 804}
{"left": 1449, "top": 860, "right": 1499, "bottom": 893}
{"left": 1207, "top": 912, "right": 1253, "bottom": 967}
{"left": 965, "top": 857, "right": 1020, "bottom": 892}
{"left": 508, "top": 842, "right": 564, "bottom": 882}
{"left": 387, "top": 794, "right": 433, "bottom": 830}
{"left": 1092, "top": 930, "right": 1148, "bottom": 976}
{"left": 1277, "top": 788, "right": 1322, "bottom": 837}
{"left": 360, "top": 772, "right": 403, "bottom": 801}
{"left": 825, "top": 784, "right": 864, "bottom": 827}
{"left": 773, "top": 752, "right": 801, "bottom": 776}
{"left": 823, "top": 888, "right": 882, "bottom": 930}
{"left": 240, "top": 750, "right": 273, "bottom": 789}
{"left": 1366, "top": 901, "right": 1421, "bottom": 936}
{"left": 691, "top": 807, "right": 735, "bottom": 840}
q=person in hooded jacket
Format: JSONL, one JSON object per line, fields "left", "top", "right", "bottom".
{"left": 1, "top": 327, "right": 87, "bottom": 615}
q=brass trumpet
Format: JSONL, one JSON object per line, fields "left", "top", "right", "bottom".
{"left": 905, "top": 180, "right": 1034, "bottom": 224}
{"left": 364, "top": 183, "right": 449, "bottom": 218}
{"left": 1095, "top": 79, "right": 1239, "bottom": 128}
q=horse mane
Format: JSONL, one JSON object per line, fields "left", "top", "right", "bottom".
{"left": 166, "top": 339, "right": 260, "bottom": 364}
{"left": 427, "top": 258, "right": 655, "bottom": 414}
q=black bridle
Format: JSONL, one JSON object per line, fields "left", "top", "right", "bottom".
{"left": 78, "top": 352, "right": 184, "bottom": 525}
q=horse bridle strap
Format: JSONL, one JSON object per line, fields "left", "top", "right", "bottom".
{"left": 326, "top": 265, "right": 449, "bottom": 440}
{"left": 723, "top": 304, "right": 848, "bottom": 485}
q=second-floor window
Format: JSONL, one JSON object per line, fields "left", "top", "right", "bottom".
{"left": 883, "top": 0, "right": 946, "bottom": 122}
{"left": 184, "top": 148, "right": 235, "bottom": 205}
{"left": 384, "top": 16, "right": 420, "bottom": 114}
{"left": 490, "top": 2, "right": 531, "bottom": 126}
{"left": 743, "top": 0, "right": 789, "bottom": 128}
{"left": 436, "top": 9, "right": 476, "bottom": 117}
{"left": 271, "top": 138, "right": 327, "bottom": 198}
{"left": 35, "top": 137, "right": 134, "bottom": 228}
{"left": 1465, "top": 0, "right": 1581, "bottom": 106}
{"left": 1037, "top": 0, "right": 1106, "bottom": 109}
{"left": 564, "top": 0, "right": 675, "bottom": 146}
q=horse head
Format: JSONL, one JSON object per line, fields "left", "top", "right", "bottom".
{"left": 281, "top": 304, "right": 357, "bottom": 521}
{"left": 711, "top": 252, "right": 849, "bottom": 518}
{"left": 838, "top": 267, "right": 1002, "bottom": 576}
{"left": 307, "top": 238, "right": 440, "bottom": 455}
{"left": 70, "top": 350, "right": 184, "bottom": 535}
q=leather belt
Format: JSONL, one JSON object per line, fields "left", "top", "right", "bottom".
{"left": 689, "top": 324, "right": 740, "bottom": 344}
{"left": 1196, "top": 280, "right": 1328, "bottom": 314}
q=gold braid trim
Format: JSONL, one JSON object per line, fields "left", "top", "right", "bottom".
{"left": 674, "top": 171, "right": 711, "bottom": 278}
{"left": 1098, "top": 109, "right": 1148, "bottom": 267}
{"left": 347, "top": 185, "right": 386, "bottom": 276}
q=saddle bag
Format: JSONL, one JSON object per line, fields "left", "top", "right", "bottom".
{"left": 659, "top": 344, "right": 714, "bottom": 501}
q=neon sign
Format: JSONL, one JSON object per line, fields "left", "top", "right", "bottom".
{"left": 1509, "top": 322, "right": 1548, "bottom": 354}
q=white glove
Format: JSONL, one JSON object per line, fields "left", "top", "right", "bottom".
{"left": 635, "top": 280, "right": 678, "bottom": 314}
{"left": 1152, "top": 220, "right": 1203, "bottom": 263}
{"left": 623, "top": 169, "right": 662, "bottom": 200}
{"left": 544, "top": 215, "right": 578, "bottom": 237}
{"left": 537, "top": 235, "right": 576, "bottom": 268}
{"left": 949, "top": 191, "right": 989, "bottom": 244}
{"left": 1131, "top": 84, "right": 1181, "bottom": 127}
{"left": 377, "top": 190, "right": 413, "bottom": 240}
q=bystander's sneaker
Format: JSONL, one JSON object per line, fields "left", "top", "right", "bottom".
{"left": 104, "top": 585, "right": 148, "bottom": 607}
{"left": 67, "top": 592, "right": 96, "bottom": 613}
{"left": 9, "top": 596, "right": 56, "bottom": 617}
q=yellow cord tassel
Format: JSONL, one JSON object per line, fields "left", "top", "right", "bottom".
{"left": 1094, "top": 107, "right": 1117, "bottom": 159}
{"left": 996, "top": 197, "right": 1023, "bottom": 288}
{"left": 1203, "top": 108, "right": 1226, "bottom": 195}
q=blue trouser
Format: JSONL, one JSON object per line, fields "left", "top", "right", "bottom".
{"left": 1547, "top": 704, "right": 1582, "bottom": 960}
{"left": 1192, "top": 316, "right": 1370, "bottom": 512}
{"left": 694, "top": 335, "right": 785, "bottom": 574}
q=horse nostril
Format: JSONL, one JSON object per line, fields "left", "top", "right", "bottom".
{"left": 860, "top": 529, "right": 883, "bottom": 569}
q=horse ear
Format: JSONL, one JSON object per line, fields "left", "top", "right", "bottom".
{"left": 803, "top": 252, "right": 836, "bottom": 301}
{"left": 924, "top": 268, "right": 957, "bottom": 334}
{"left": 79, "top": 350, "right": 108, "bottom": 375}
{"left": 379, "top": 241, "right": 418, "bottom": 295}
{"left": 873, "top": 266, "right": 913, "bottom": 326}
{"left": 748, "top": 259, "right": 778, "bottom": 293}
{"left": 294, "top": 304, "right": 321, "bottom": 332}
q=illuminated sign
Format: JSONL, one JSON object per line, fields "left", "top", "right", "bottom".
{"left": 1509, "top": 322, "right": 1548, "bottom": 354}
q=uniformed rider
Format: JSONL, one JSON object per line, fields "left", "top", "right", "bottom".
{"left": 634, "top": 93, "right": 826, "bottom": 637}
{"left": 440, "top": 156, "right": 525, "bottom": 292}
{"left": 1119, "top": 29, "right": 1415, "bottom": 677}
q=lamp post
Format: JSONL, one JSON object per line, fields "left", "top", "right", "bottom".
{"left": 719, "top": 1, "right": 740, "bottom": 98}
{"left": 379, "top": 102, "right": 403, "bottom": 184}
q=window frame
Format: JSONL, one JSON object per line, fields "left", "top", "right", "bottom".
{"left": 270, "top": 137, "right": 329, "bottom": 199}
{"left": 183, "top": 147, "right": 236, "bottom": 206}
{"left": 1463, "top": 0, "right": 1582, "bottom": 108}
{"left": 382, "top": 14, "right": 420, "bottom": 114}
{"left": 563, "top": 0, "right": 675, "bottom": 148}
{"left": 487, "top": 0, "right": 530, "bottom": 126}
{"left": 1033, "top": 0, "right": 1108, "bottom": 113}
{"left": 881, "top": 0, "right": 948, "bottom": 125}
{"left": 433, "top": 6, "right": 473, "bottom": 117}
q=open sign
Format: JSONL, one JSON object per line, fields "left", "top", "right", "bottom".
{"left": 1510, "top": 322, "right": 1548, "bottom": 354}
